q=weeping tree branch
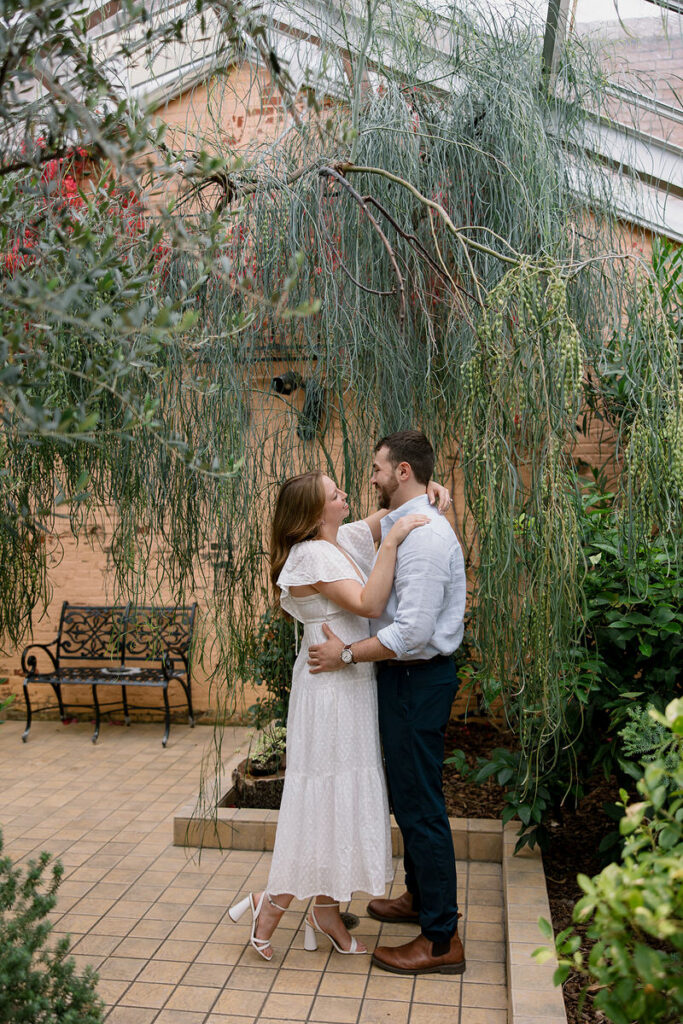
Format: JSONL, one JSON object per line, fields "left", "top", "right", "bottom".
{"left": 361, "top": 193, "right": 476, "bottom": 306}
{"left": 337, "top": 161, "right": 521, "bottom": 268}
{"left": 169, "top": 158, "right": 324, "bottom": 211}
{"left": 315, "top": 179, "right": 398, "bottom": 298}
{"left": 319, "top": 165, "right": 406, "bottom": 330}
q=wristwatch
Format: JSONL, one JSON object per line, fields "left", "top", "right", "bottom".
{"left": 340, "top": 644, "right": 355, "bottom": 665}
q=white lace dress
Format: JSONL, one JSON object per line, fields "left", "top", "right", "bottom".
{"left": 266, "top": 520, "right": 393, "bottom": 902}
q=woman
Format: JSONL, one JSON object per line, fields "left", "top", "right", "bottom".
{"left": 229, "top": 470, "right": 448, "bottom": 959}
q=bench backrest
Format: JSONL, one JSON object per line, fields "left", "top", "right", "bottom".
{"left": 56, "top": 602, "right": 197, "bottom": 670}
{"left": 57, "top": 604, "right": 128, "bottom": 664}
{"left": 123, "top": 606, "right": 197, "bottom": 668}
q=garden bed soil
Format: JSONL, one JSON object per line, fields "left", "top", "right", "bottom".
{"left": 444, "top": 718, "right": 620, "bottom": 1024}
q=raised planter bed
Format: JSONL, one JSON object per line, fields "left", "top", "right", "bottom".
{"left": 230, "top": 755, "right": 286, "bottom": 809}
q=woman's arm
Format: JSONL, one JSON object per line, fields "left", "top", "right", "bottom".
{"left": 361, "top": 481, "right": 451, "bottom": 543}
{"left": 363, "top": 510, "right": 388, "bottom": 544}
{"left": 314, "top": 515, "right": 428, "bottom": 618}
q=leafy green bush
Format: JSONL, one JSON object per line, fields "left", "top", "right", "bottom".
{"left": 620, "top": 705, "right": 680, "bottom": 778}
{"left": 535, "top": 699, "right": 683, "bottom": 1024}
{"left": 0, "top": 830, "right": 104, "bottom": 1024}
{"left": 448, "top": 474, "right": 683, "bottom": 851}
{"left": 246, "top": 606, "right": 296, "bottom": 728}
{"left": 0, "top": 692, "right": 13, "bottom": 722}
{"left": 580, "top": 487, "right": 682, "bottom": 698}
{"left": 446, "top": 745, "right": 552, "bottom": 847}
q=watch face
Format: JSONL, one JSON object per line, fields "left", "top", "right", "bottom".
{"left": 341, "top": 648, "right": 353, "bottom": 664}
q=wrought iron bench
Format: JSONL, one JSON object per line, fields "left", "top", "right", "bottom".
{"left": 21, "top": 602, "right": 197, "bottom": 747}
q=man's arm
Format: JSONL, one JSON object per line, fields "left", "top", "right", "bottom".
{"left": 363, "top": 510, "right": 389, "bottom": 545}
{"left": 375, "top": 534, "right": 448, "bottom": 658}
{"left": 308, "top": 624, "right": 396, "bottom": 673}
{"left": 308, "top": 521, "right": 450, "bottom": 673}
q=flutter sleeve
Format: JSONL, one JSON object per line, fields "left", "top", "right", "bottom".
{"left": 277, "top": 540, "right": 358, "bottom": 618}
{"left": 337, "top": 520, "right": 375, "bottom": 578}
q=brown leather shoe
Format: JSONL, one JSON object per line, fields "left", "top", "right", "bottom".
{"left": 371, "top": 932, "right": 466, "bottom": 975}
{"left": 366, "top": 891, "right": 419, "bottom": 924}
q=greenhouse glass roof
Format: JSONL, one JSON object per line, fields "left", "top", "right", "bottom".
{"left": 87, "top": 0, "right": 683, "bottom": 238}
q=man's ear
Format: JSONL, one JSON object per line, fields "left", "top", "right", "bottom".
{"left": 397, "top": 461, "right": 411, "bottom": 481}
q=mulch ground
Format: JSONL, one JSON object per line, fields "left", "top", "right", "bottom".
{"left": 444, "top": 718, "right": 621, "bottom": 1024}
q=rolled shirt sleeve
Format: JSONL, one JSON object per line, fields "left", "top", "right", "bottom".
{"left": 376, "top": 533, "right": 450, "bottom": 657}
{"left": 372, "top": 495, "right": 466, "bottom": 660}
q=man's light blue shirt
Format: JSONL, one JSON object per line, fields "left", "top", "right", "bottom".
{"left": 372, "top": 494, "right": 466, "bottom": 660}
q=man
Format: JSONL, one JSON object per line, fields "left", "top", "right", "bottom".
{"left": 308, "top": 430, "right": 466, "bottom": 976}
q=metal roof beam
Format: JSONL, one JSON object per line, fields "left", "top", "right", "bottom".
{"left": 541, "top": 0, "right": 572, "bottom": 91}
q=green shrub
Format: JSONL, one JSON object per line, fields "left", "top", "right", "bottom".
{"left": 0, "top": 830, "right": 104, "bottom": 1024}
{"left": 535, "top": 699, "right": 683, "bottom": 1024}
{"left": 620, "top": 705, "right": 680, "bottom": 778}
{"left": 246, "top": 606, "right": 296, "bottom": 728}
{"left": 448, "top": 474, "right": 683, "bottom": 851}
{"left": 0, "top": 692, "right": 13, "bottom": 722}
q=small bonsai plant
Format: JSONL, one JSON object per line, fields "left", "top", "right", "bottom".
{"left": 247, "top": 723, "right": 287, "bottom": 776}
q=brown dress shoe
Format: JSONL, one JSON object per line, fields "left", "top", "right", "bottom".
{"left": 371, "top": 932, "right": 466, "bottom": 975}
{"left": 366, "top": 891, "right": 419, "bottom": 924}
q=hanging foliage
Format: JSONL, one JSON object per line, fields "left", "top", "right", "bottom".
{"left": 1, "top": 0, "right": 681, "bottom": 823}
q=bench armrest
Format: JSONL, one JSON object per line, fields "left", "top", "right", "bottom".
{"left": 161, "top": 652, "right": 189, "bottom": 680}
{"left": 21, "top": 642, "right": 59, "bottom": 677}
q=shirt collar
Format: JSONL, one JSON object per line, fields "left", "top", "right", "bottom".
{"left": 380, "top": 493, "right": 431, "bottom": 537}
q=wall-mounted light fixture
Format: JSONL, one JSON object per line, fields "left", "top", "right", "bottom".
{"left": 270, "top": 371, "right": 326, "bottom": 440}
{"left": 271, "top": 370, "right": 304, "bottom": 395}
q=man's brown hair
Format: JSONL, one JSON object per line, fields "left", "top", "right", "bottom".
{"left": 374, "top": 430, "right": 434, "bottom": 485}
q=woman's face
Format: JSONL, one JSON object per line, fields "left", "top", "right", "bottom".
{"left": 320, "top": 475, "right": 349, "bottom": 529}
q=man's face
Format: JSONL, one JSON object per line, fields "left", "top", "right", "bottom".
{"left": 371, "top": 446, "right": 400, "bottom": 510}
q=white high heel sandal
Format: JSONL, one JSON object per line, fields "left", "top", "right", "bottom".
{"left": 304, "top": 901, "right": 366, "bottom": 955}
{"left": 228, "top": 892, "right": 287, "bottom": 961}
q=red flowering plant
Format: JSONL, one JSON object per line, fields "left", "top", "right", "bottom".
{"left": 0, "top": 140, "right": 176, "bottom": 421}
{"left": 0, "top": 134, "right": 249, "bottom": 651}
{"left": 2, "top": 141, "right": 88, "bottom": 276}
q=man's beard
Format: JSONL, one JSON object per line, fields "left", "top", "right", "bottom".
{"left": 376, "top": 479, "right": 398, "bottom": 510}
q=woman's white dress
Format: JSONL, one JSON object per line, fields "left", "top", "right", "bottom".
{"left": 266, "top": 520, "right": 393, "bottom": 902}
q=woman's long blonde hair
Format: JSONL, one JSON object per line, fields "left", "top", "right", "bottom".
{"left": 270, "top": 471, "right": 326, "bottom": 600}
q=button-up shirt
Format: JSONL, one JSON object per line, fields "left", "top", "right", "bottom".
{"left": 372, "top": 494, "right": 466, "bottom": 660}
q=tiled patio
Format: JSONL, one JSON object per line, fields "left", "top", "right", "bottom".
{"left": 1, "top": 720, "right": 512, "bottom": 1024}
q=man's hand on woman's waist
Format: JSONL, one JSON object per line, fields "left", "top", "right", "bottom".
{"left": 308, "top": 624, "right": 396, "bottom": 673}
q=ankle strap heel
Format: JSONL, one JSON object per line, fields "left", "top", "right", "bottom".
{"left": 304, "top": 901, "right": 365, "bottom": 955}
{"left": 228, "top": 892, "right": 288, "bottom": 961}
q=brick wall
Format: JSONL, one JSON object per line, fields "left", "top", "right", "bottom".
{"left": 155, "top": 65, "right": 308, "bottom": 153}
{"left": 1, "top": 60, "right": 660, "bottom": 726}
{"left": 576, "top": 15, "right": 683, "bottom": 147}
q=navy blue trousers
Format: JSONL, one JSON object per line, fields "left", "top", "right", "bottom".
{"left": 377, "top": 658, "right": 459, "bottom": 943}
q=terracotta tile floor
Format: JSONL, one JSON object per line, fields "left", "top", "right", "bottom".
{"left": 0, "top": 720, "right": 507, "bottom": 1023}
